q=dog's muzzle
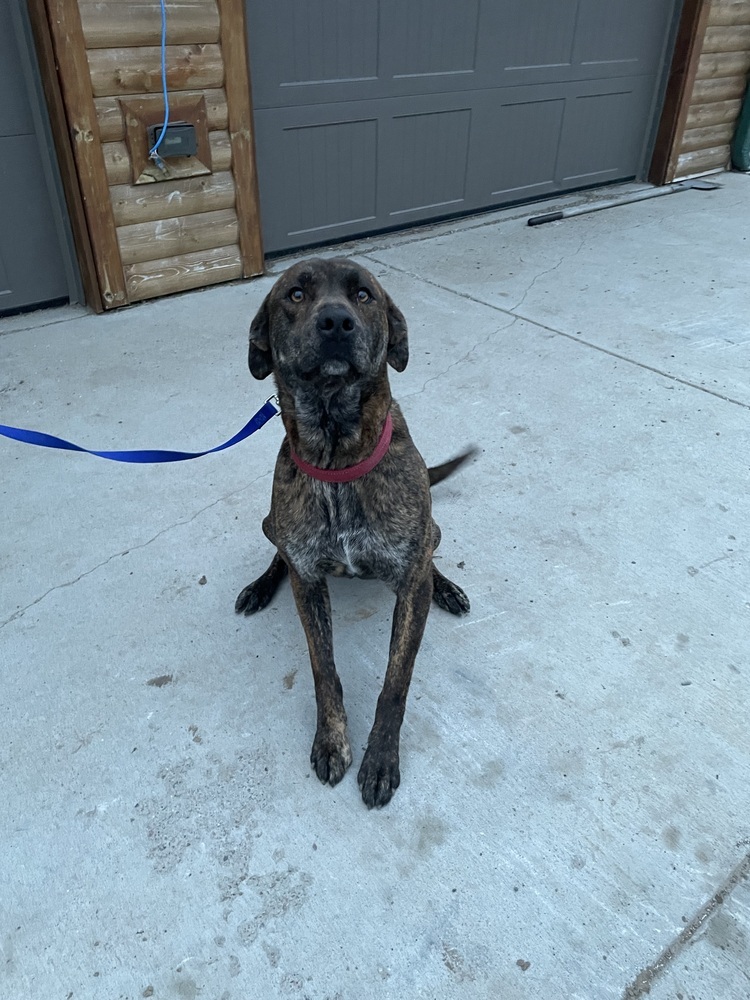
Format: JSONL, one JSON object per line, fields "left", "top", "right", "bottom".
{"left": 312, "top": 304, "right": 363, "bottom": 377}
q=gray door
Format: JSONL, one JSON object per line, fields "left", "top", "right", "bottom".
{"left": 0, "top": 3, "right": 79, "bottom": 315}
{"left": 247, "top": 0, "right": 677, "bottom": 253}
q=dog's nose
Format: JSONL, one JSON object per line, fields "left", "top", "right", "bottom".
{"left": 316, "top": 305, "right": 355, "bottom": 337}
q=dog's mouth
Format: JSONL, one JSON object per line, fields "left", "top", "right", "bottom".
{"left": 300, "top": 357, "right": 356, "bottom": 381}
{"left": 319, "top": 358, "right": 351, "bottom": 376}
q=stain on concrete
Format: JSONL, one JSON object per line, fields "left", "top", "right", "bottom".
{"left": 353, "top": 607, "right": 376, "bottom": 620}
{"left": 262, "top": 942, "right": 280, "bottom": 968}
{"left": 704, "top": 909, "right": 747, "bottom": 954}
{"left": 172, "top": 977, "right": 198, "bottom": 1000}
{"left": 282, "top": 669, "right": 297, "bottom": 690}
{"left": 416, "top": 814, "right": 449, "bottom": 853}
{"left": 610, "top": 735, "right": 645, "bottom": 752}
{"left": 516, "top": 959, "right": 531, "bottom": 971}
{"left": 662, "top": 825, "right": 681, "bottom": 850}
{"left": 147, "top": 674, "right": 173, "bottom": 687}
{"left": 188, "top": 724, "right": 202, "bottom": 744}
{"left": 134, "top": 746, "right": 274, "bottom": 890}
{"left": 442, "top": 943, "right": 475, "bottom": 981}
{"left": 235, "top": 867, "right": 313, "bottom": 946}
{"left": 472, "top": 758, "right": 506, "bottom": 788}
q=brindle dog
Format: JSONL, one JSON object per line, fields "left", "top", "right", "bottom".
{"left": 235, "top": 257, "right": 473, "bottom": 808}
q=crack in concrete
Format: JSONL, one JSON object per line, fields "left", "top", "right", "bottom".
{"left": 365, "top": 255, "right": 750, "bottom": 412}
{"left": 508, "top": 238, "right": 587, "bottom": 313}
{"left": 622, "top": 849, "right": 750, "bottom": 999}
{"left": 513, "top": 316, "right": 750, "bottom": 412}
{"left": 401, "top": 317, "right": 519, "bottom": 401}
{"left": 0, "top": 470, "right": 273, "bottom": 629}
{"left": 0, "top": 310, "right": 90, "bottom": 339}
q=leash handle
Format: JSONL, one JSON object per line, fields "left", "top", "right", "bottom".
{"left": 0, "top": 397, "right": 280, "bottom": 464}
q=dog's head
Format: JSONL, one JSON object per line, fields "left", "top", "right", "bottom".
{"left": 247, "top": 258, "right": 408, "bottom": 391}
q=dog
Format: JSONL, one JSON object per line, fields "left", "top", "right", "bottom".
{"left": 235, "top": 257, "right": 473, "bottom": 807}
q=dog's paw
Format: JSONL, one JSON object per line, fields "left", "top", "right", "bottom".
{"left": 235, "top": 581, "right": 272, "bottom": 615}
{"left": 235, "top": 556, "right": 287, "bottom": 615}
{"left": 357, "top": 745, "right": 401, "bottom": 808}
{"left": 432, "top": 572, "right": 470, "bottom": 616}
{"left": 310, "top": 726, "right": 352, "bottom": 786}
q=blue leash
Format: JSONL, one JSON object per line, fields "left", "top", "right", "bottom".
{"left": 0, "top": 397, "right": 280, "bottom": 464}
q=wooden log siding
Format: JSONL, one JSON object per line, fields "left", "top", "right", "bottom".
{"left": 686, "top": 97, "right": 743, "bottom": 127}
{"left": 651, "top": 0, "right": 750, "bottom": 183}
{"left": 80, "top": 1, "right": 220, "bottom": 49}
{"left": 702, "top": 24, "right": 750, "bottom": 49}
{"left": 124, "top": 244, "right": 243, "bottom": 301}
{"left": 45, "top": 0, "right": 128, "bottom": 306}
{"left": 117, "top": 207, "right": 239, "bottom": 264}
{"left": 218, "top": 0, "right": 263, "bottom": 276}
{"left": 679, "top": 120, "right": 737, "bottom": 150}
{"left": 691, "top": 75, "right": 748, "bottom": 103}
{"left": 104, "top": 129, "right": 231, "bottom": 185}
{"left": 87, "top": 43, "right": 224, "bottom": 97}
{"left": 110, "top": 171, "right": 236, "bottom": 226}
{"left": 95, "top": 88, "right": 228, "bottom": 142}
{"left": 672, "top": 0, "right": 750, "bottom": 180}
{"left": 709, "top": 0, "right": 750, "bottom": 25}
{"left": 43, "top": 0, "right": 261, "bottom": 306}
{"left": 696, "top": 50, "right": 750, "bottom": 79}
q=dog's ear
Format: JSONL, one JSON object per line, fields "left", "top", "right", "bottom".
{"left": 386, "top": 294, "right": 408, "bottom": 372}
{"left": 248, "top": 294, "right": 274, "bottom": 380}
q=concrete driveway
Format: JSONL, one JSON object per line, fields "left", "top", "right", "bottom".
{"left": 1, "top": 172, "right": 748, "bottom": 1000}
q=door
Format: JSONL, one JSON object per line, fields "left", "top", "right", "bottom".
{"left": 246, "top": 0, "right": 679, "bottom": 253}
{"left": 0, "top": 2, "right": 79, "bottom": 315}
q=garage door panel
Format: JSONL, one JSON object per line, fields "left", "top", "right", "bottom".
{"left": 249, "top": 0, "right": 380, "bottom": 107}
{"left": 0, "top": 135, "right": 70, "bottom": 312}
{"left": 471, "top": 92, "right": 566, "bottom": 203}
{"left": 385, "top": 108, "right": 472, "bottom": 217}
{"left": 556, "top": 77, "right": 654, "bottom": 185}
{"left": 481, "top": 0, "right": 579, "bottom": 76}
{"left": 249, "top": 2, "right": 673, "bottom": 110}
{"left": 253, "top": 110, "right": 378, "bottom": 247}
{"left": 382, "top": 0, "right": 480, "bottom": 80}
{"left": 479, "top": 0, "right": 672, "bottom": 88}
{"left": 572, "top": 0, "right": 672, "bottom": 69}
{"left": 247, "top": 1, "right": 678, "bottom": 253}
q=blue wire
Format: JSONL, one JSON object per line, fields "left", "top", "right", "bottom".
{"left": 148, "top": 0, "right": 169, "bottom": 160}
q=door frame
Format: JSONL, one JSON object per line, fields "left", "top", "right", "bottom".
{"left": 648, "top": 0, "right": 712, "bottom": 184}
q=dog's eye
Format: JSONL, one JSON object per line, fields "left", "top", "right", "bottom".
{"left": 289, "top": 288, "right": 304, "bottom": 303}
{"left": 356, "top": 289, "right": 371, "bottom": 303}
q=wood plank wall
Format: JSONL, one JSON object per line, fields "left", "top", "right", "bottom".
{"left": 45, "top": 0, "right": 263, "bottom": 308}
{"left": 675, "top": 0, "right": 750, "bottom": 178}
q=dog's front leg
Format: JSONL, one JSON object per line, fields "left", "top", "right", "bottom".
{"left": 288, "top": 568, "right": 352, "bottom": 787}
{"left": 358, "top": 569, "right": 433, "bottom": 808}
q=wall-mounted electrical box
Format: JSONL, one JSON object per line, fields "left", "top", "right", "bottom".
{"left": 147, "top": 121, "right": 198, "bottom": 158}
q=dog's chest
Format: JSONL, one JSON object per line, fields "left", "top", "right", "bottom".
{"left": 284, "top": 482, "right": 409, "bottom": 583}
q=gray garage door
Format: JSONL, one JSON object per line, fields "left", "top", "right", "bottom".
{"left": 1, "top": 3, "right": 79, "bottom": 315}
{"left": 247, "top": 0, "right": 678, "bottom": 254}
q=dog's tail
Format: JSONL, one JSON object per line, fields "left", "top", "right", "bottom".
{"left": 428, "top": 447, "right": 478, "bottom": 487}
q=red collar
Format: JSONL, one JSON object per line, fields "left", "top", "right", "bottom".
{"left": 289, "top": 412, "right": 393, "bottom": 483}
